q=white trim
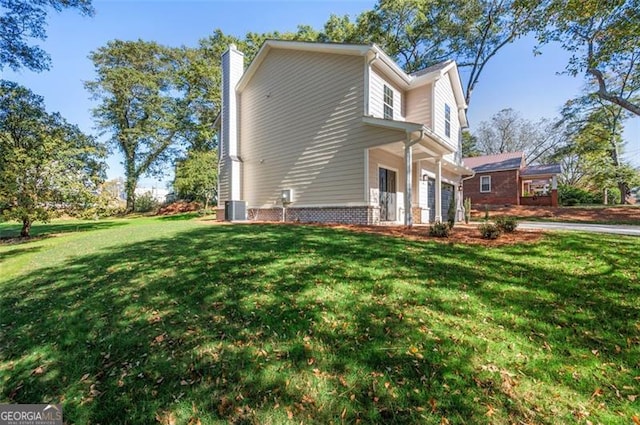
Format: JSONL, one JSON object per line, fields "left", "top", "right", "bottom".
{"left": 362, "top": 115, "right": 422, "bottom": 133}
{"left": 364, "top": 55, "right": 370, "bottom": 116}
{"left": 434, "top": 158, "right": 442, "bottom": 222}
{"left": 480, "top": 175, "right": 491, "bottom": 193}
{"left": 377, "top": 163, "right": 399, "bottom": 174}
{"left": 444, "top": 103, "right": 451, "bottom": 139}
{"left": 364, "top": 149, "right": 369, "bottom": 203}
{"left": 383, "top": 84, "right": 394, "bottom": 120}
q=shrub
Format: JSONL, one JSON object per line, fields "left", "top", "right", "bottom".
{"left": 463, "top": 197, "right": 471, "bottom": 224}
{"left": 479, "top": 222, "right": 501, "bottom": 239}
{"left": 429, "top": 221, "right": 451, "bottom": 238}
{"left": 558, "top": 185, "right": 601, "bottom": 206}
{"left": 495, "top": 216, "right": 518, "bottom": 233}
{"left": 447, "top": 198, "right": 456, "bottom": 228}
{"left": 134, "top": 192, "right": 159, "bottom": 213}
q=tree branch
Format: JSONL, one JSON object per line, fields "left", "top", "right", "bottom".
{"left": 588, "top": 67, "right": 640, "bottom": 116}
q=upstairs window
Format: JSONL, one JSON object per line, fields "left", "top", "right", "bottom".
{"left": 383, "top": 85, "right": 394, "bottom": 120}
{"left": 480, "top": 175, "right": 491, "bottom": 193}
{"left": 444, "top": 104, "right": 451, "bottom": 138}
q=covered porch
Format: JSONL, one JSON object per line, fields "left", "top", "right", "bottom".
{"left": 519, "top": 165, "right": 561, "bottom": 207}
{"left": 363, "top": 117, "right": 473, "bottom": 226}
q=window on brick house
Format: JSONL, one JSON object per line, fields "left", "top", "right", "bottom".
{"left": 383, "top": 85, "right": 394, "bottom": 120}
{"left": 444, "top": 104, "right": 451, "bottom": 138}
{"left": 480, "top": 175, "right": 491, "bottom": 193}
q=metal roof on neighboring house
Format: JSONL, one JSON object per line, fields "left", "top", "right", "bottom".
{"left": 521, "top": 164, "right": 562, "bottom": 176}
{"left": 462, "top": 152, "right": 524, "bottom": 173}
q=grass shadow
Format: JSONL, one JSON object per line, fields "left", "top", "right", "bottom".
{"left": 156, "top": 212, "right": 201, "bottom": 221}
{"left": 0, "top": 223, "right": 637, "bottom": 424}
{"left": 0, "top": 220, "right": 129, "bottom": 240}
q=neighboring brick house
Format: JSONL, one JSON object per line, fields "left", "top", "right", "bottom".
{"left": 462, "top": 152, "right": 561, "bottom": 207}
{"left": 215, "top": 40, "right": 473, "bottom": 225}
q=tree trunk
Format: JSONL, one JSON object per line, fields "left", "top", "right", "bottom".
{"left": 618, "top": 181, "right": 629, "bottom": 204}
{"left": 125, "top": 173, "right": 137, "bottom": 212}
{"left": 21, "top": 217, "right": 31, "bottom": 237}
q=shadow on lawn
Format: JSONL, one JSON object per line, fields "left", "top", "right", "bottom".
{"left": 0, "top": 224, "right": 638, "bottom": 424}
{"left": 0, "top": 220, "right": 129, "bottom": 241}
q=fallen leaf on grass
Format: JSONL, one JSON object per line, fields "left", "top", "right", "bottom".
{"left": 632, "top": 416, "right": 640, "bottom": 425}
{"left": 155, "top": 411, "right": 176, "bottom": 425}
{"left": 485, "top": 404, "right": 495, "bottom": 417}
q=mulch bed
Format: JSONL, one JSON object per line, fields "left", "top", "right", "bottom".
{"left": 212, "top": 220, "right": 545, "bottom": 246}
{"left": 157, "top": 201, "right": 202, "bottom": 215}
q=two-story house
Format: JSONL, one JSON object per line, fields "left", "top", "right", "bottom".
{"left": 216, "top": 40, "right": 472, "bottom": 225}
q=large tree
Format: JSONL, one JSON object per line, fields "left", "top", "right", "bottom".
{"left": 473, "top": 108, "right": 566, "bottom": 163}
{"left": 0, "top": 0, "right": 94, "bottom": 72}
{"left": 0, "top": 81, "right": 104, "bottom": 236}
{"left": 87, "top": 40, "right": 219, "bottom": 211}
{"left": 327, "top": 0, "right": 544, "bottom": 105}
{"left": 539, "top": 0, "right": 640, "bottom": 116}
{"left": 560, "top": 93, "right": 639, "bottom": 203}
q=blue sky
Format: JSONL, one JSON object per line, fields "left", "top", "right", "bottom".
{"left": 3, "top": 0, "right": 639, "bottom": 188}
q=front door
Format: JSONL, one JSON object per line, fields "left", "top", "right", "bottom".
{"left": 379, "top": 168, "right": 397, "bottom": 221}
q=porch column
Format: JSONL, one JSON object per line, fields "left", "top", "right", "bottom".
{"left": 551, "top": 175, "right": 558, "bottom": 207}
{"left": 404, "top": 143, "right": 413, "bottom": 227}
{"left": 456, "top": 183, "right": 464, "bottom": 222}
{"left": 435, "top": 158, "right": 442, "bottom": 222}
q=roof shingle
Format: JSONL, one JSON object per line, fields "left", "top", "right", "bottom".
{"left": 462, "top": 152, "right": 524, "bottom": 173}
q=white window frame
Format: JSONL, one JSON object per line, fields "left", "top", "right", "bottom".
{"left": 480, "top": 175, "right": 491, "bottom": 193}
{"left": 444, "top": 103, "right": 451, "bottom": 138}
{"left": 383, "top": 85, "right": 394, "bottom": 120}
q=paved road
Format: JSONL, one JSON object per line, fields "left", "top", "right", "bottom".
{"left": 519, "top": 221, "right": 640, "bottom": 236}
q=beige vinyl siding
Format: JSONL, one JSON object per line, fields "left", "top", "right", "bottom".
{"left": 405, "top": 83, "right": 433, "bottom": 128}
{"left": 369, "top": 65, "right": 404, "bottom": 121}
{"left": 433, "top": 73, "right": 459, "bottom": 151}
{"left": 240, "top": 49, "right": 406, "bottom": 208}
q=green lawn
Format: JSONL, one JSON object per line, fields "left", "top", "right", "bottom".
{"left": 0, "top": 217, "right": 638, "bottom": 424}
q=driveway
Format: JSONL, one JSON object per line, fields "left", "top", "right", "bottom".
{"left": 518, "top": 221, "right": 640, "bottom": 236}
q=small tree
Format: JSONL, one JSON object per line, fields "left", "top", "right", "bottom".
{"left": 173, "top": 150, "right": 218, "bottom": 210}
{"left": 463, "top": 197, "right": 471, "bottom": 224}
{"left": 0, "top": 81, "right": 105, "bottom": 236}
{"left": 447, "top": 195, "right": 456, "bottom": 228}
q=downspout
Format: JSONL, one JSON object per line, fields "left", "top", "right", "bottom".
{"left": 364, "top": 51, "right": 379, "bottom": 116}
{"left": 457, "top": 170, "right": 476, "bottom": 222}
{"left": 404, "top": 129, "right": 424, "bottom": 227}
